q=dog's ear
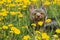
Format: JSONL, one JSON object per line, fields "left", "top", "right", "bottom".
{"left": 40, "top": 2, "right": 47, "bottom": 20}
{"left": 42, "top": 5, "right": 47, "bottom": 20}
{"left": 40, "top": 0, "right": 46, "bottom": 13}
{"left": 29, "top": 3, "right": 36, "bottom": 14}
{"left": 42, "top": 5, "right": 46, "bottom": 13}
{"left": 29, "top": 3, "right": 36, "bottom": 20}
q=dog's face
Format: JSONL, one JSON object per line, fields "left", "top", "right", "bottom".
{"left": 29, "top": 3, "right": 47, "bottom": 21}
{"left": 31, "top": 8, "right": 46, "bottom": 21}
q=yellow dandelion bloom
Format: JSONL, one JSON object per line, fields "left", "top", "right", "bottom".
{"left": 57, "top": 0, "right": 60, "bottom": 5}
{"left": 0, "top": 9, "right": 8, "bottom": 16}
{"left": 44, "top": 0, "right": 51, "bottom": 6}
{"left": 42, "top": 32, "right": 49, "bottom": 39}
{"left": 1, "top": 13, "right": 7, "bottom": 17}
{"left": 23, "top": 35, "right": 30, "bottom": 40}
{"left": 53, "top": 34, "right": 58, "bottom": 38}
{"left": 56, "top": 29, "right": 60, "bottom": 33}
{"left": 2, "top": 25, "right": 8, "bottom": 30}
{"left": 11, "top": 27, "right": 21, "bottom": 34}
{"left": 52, "top": 0, "right": 57, "bottom": 4}
{"left": 35, "top": 36, "right": 41, "bottom": 40}
{"left": 15, "top": 0, "right": 23, "bottom": 2}
{"left": 22, "top": 26, "right": 28, "bottom": 28}
{"left": 6, "top": 0, "right": 12, "bottom": 3}
{"left": 11, "top": 27, "right": 16, "bottom": 31}
{"left": 18, "top": 12, "right": 23, "bottom": 18}
{"left": 35, "top": 30, "right": 40, "bottom": 34}
{"left": 45, "top": 19, "right": 51, "bottom": 23}
{"left": 14, "top": 29, "right": 20, "bottom": 34}
{"left": 0, "top": 0, "right": 6, "bottom": 5}
{"left": 18, "top": 8, "right": 21, "bottom": 10}
{"left": 10, "top": 12, "right": 17, "bottom": 16}
{"left": 17, "top": 4, "right": 23, "bottom": 6}
{"left": 38, "top": 21, "right": 43, "bottom": 26}
{"left": 31, "top": 0, "right": 37, "bottom": 2}
{"left": 23, "top": 0, "right": 31, "bottom": 5}
{"left": 22, "top": 5, "right": 27, "bottom": 9}
{"left": 9, "top": 3, "right": 16, "bottom": 7}
{"left": 8, "top": 24, "right": 14, "bottom": 27}
{"left": 31, "top": 23, "right": 36, "bottom": 27}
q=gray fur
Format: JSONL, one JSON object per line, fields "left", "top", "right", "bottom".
{"left": 29, "top": 3, "right": 47, "bottom": 21}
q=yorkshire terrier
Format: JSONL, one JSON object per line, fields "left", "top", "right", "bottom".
{"left": 29, "top": 3, "right": 58, "bottom": 32}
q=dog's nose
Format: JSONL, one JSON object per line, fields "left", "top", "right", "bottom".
{"left": 37, "top": 16, "right": 40, "bottom": 17}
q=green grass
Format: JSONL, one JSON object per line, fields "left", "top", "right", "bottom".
{"left": 0, "top": 0, "right": 60, "bottom": 40}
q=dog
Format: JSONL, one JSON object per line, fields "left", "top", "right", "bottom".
{"left": 29, "top": 3, "right": 58, "bottom": 32}
{"left": 29, "top": 3, "right": 47, "bottom": 23}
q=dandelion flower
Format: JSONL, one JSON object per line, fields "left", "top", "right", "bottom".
{"left": 52, "top": 0, "right": 57, "bottom": 4}
{"left": 18, "top": 12, "right": 23, "bottom": 18}
{"left": 45, "top": 19, "right": 51, "bottom": 23}
{"left": 57, "top": 0, "right": 60, "bottom": 6}
{"left": 35, "top": 30, "right": 40, "bottom": 34}
{"left": 31, "top": 0, "right": 37, "bottom": 2}
{"left": 53, "top": 34, "right": 58, "bottom": 38}
{"left": 22, "top": 26, "right": 28, "bottom": 28}
{"left": 6, "top": 0, "right": 12, "bottom": 3}
{"left": 14, "top": 29, "right": 20, "bottom": 34}
{"left": 10, "top": 12, "right": 17, "bottom": 16}
{"left": 15, "top": 0, "right": 23, "bottom": 2}
{"left": 38, "top": 21, "right": 43, "bottom": 26}
{"left": 9, "top": 3, "right": 16, "bottom": 7}
{"left": 11, "top": 27, "right": 21, "bottom": 34}
{"left": 35, "top": 36, "right": 41, "bottom": 40}
{"left": 23, "top": 35, "right": 30, "bottom": 40}
{"left": 0, "top": 9, "right": 8, "bottom": 16}
{"left": 2, "top": 25, "right": 8, "bottom": 30}
{"left": 42, "top": 32, "right": 50, "bottom": 39}
{"left": 31, "top": 23, "right": 36, "bottom": 27}
{"left": 44, "top": 0, "right": 51, "bottom": 6}
{"left": 0, "top": 0, "right": 6, "bottom": 5}
{"left": 1, "top": 13, "right": 7, "bottom": 17}
{"left": 56, "top": 29, "right": 60, "bottom": 33}
{"left": 8, "top": 24, "right": 14, "bottom": 27}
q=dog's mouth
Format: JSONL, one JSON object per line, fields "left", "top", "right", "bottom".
{"left": 36, "top": 16, "right": 44, "bottom": 19}
{"left": 36, "top": 17, "right": 44, "bottom": 21}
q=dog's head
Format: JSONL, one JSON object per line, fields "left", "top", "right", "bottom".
{"left": 29, "top": 3, "right": 47, "bottom": 21}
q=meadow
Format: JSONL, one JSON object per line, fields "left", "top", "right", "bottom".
{"left": 0, "top": 0, "right": 60, "bottom": 40}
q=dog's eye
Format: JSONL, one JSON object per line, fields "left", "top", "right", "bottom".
{"left": 34, "top": 13, "right": 36, "bottom": 15}
{"left": 41, "top": 13, "right": 44, "bottom": 15}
